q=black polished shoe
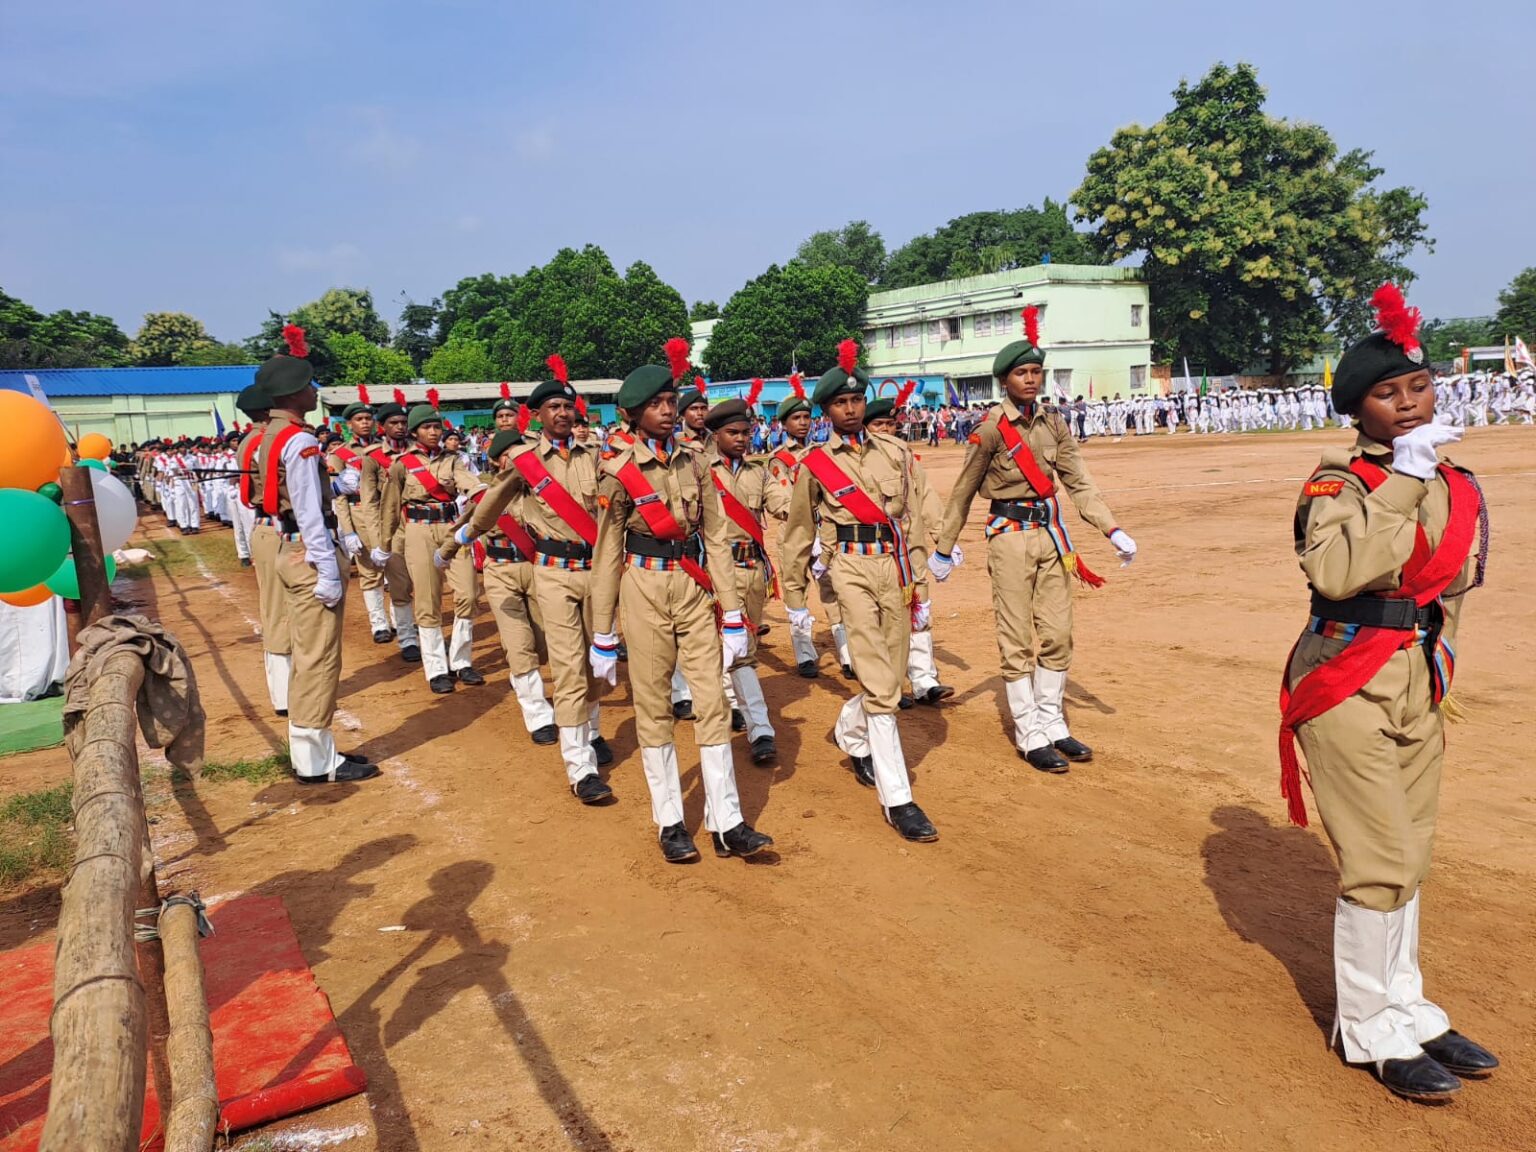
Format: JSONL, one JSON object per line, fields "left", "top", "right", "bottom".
{"left": 615, "top": 641, "right": 628, "bottom": 662}
{"left": 840, "top": 663, "right": 856, "bottom": 679}
{"left": 401, "top": 645, "right": 422, "bottom": 664}
{"left": 756, "top": 623, "right": 771, "bottom": 637}
{"left": 429, "top": 674, "right": 456, "bottom": 694}
{"left": 918, "top": 684, "right": 955, "bottom": 705}
{"left": 341, "top": 752, "right": 373, "bottom": 765}
{"left": 749, "top": 735, "right": 777, "bottom": 765}
{"left": 455, "top": 666, "right": 485, "bottom": 685}
{"left": 797, "top": 661, "right": 819, "bottom": 679}
{"left": 372, "top": 628, "right": 393, "bottom": 645}
{"left": 572, "top": 774, "right": 613, "bottom": 805}
{"left": 1421, "top": 1031, "right": 1499, "bottom": 1077}
{"left": 659, "top": 822, "right": 700, "bottom": 863}
{"left": 530, "top": 724, "right": 558, "bottom": 745}
{"left": 898, "top": 694, "right": 915, "bottom": 710}
{"left": 884, "top": 802, "right": 939, "bottom": 843}
{"left": 275, "top": 708, "right": 288, "bottom": 718}
{"left": 672, "top": 699, "right": 695, "bottom": 721}
{"left": 1025, "top": 746, "right": 1070, "bottom": 774}
{"left": 296, "top": 761, "right": 381, "bottom": 784}
{"left": 1376, "top": 1054, "right": 1462, "bottom": 1101}
{"left": 1053, "top": 736, "right": 1093, "bottom": 763}
{"left": 849, "top": 755, "right": 876, "bottom": 788}
{"left": 731, "top": 708, "right": 747, "bottom": 733}
{"left": 240, "top": 557, "right": 252, "bottom": 568}
{"left": 712, "top": 822, "right": 773, "bottom": 858}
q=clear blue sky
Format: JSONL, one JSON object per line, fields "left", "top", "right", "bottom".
{"left": 2, "top": 0, "right": 1527, "bottom": 344}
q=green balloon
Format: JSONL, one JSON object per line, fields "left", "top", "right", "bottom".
{"left": 43, "top": 554, "right": 118, "bottom": 601}
{"left": 0, "top": 490, "right": 72, "bottom": 595}
{"left": 79, "top": 458, "right": 107, "bottom": 472}
{"left": 36, "top": 482, "right": 62, "bottom": 502}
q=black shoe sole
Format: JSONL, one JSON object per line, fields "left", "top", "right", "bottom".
{"left": 1381, "top": 1082, "right": 1461, "bottom": 1102}
{"left": 713, "top": 839, "right": 770, "bottom": 859}
{"left": 663, "top": 849, "right": 701, "bottom": 864}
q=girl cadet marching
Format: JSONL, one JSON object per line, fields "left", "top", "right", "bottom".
{"left": 1279, "top": 284, "right": 1496, "bottom": 1103}
{"left": 931, "top": 308, "right": 1137, "bottom": 773}
{"left": 588, "top": 339, "right": 774, "bottom": 864}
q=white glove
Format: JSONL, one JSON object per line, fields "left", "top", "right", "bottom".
{"left": 1109, "top": 529, "right": 1137, "bottom": 566}
{"left": 341, "top": 533, "right": 363, "bottom": 557}
{"left": 589, "top": 632, "right": 619, "bottom": 686}
{"left": 928, "top": 552, "right": 955, "bottom": 582}
{"left": 432, "top": 548, "right": 450, "bottom": 570}
{"left": 811, "top": 558, "right": 828, "bottom": 581}
{"left": 369, "top": 548, "right": 392, "bottom": 567}
{"left": 911, "top": 599, "right": 931, "bottom": 631}
{"left": 313, "top": 573, "right": 343, "bottom": 607}
{"left": 787, "top": 607, "right": 815, "bottom": 636}
{"left": 810, "top": 535, "right": 823, "bottom": 559}
{"left": 453, "top": 524, "right": 474, "bottom": 546}
{"left": 720, "top": 610, "right": 750, "bottom": 668}
{"left": 951, "top": 544, "right": 964, "bottom": 566}
{"left": 332, "top": 468, "right": 361, "bottom": 497}
{"left": 1392, "top": 423, "right": 1462, "bottom": 480}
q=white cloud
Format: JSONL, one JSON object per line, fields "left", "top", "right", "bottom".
{"left": 276, "top": 243, "right": 363, "bottom": 276}
{"left": 514, "top": 126, "right": 555, "bottom": 163}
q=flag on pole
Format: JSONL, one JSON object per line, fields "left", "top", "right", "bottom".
{"left": 945, "top": 378, "right": 961, "bottom": 406}
{"left": 1505, "top": 338, "right": 1516, "bottom": 377}
{"left": 1182, "top": 356, "right": 1193, "bottom": 394}
{"left": 1514, "top": 336, "right": 1536, "bottom": 372}
{"left": 1088, "top": 377, "right": 1094, "bottom": 398}
{"left": 1199, "top": 369, "right": 1209, "bottom": 397}
{"left": 1322, "top": 357, "right": 1333, "bottom": 391}
{"left": 212, "top": 405, "right": 226, "bottom": 436}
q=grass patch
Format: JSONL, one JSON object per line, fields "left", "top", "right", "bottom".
{"left": 118, "top": 532, "right": 240, "bottom": 582}
{"left": 0, "top": 782, "right": 74, "bottom": 889}
{"left": 200, "top": 749, "right": 291, "bottom": 784}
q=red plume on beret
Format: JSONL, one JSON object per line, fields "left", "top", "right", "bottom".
{"left": 895, "top": 379, "right": 916, "bottom": 407}
{"left": 546, "top": 353, "right": 569, "bottom": 385}
{"left": 1022, "top": 306, "right": 1041, "bottom": 347}
{"left": 517, "top": 403, "right": 532, "bottom": 435}
{"left": 357, "top": 383, "right": 370, "bottom": 405}
{"left": 693, "top": 374, "right": 707, "bottom": 397}
{"left": 393, "top": 387, "right": 406, "bottom": 406}
{"left": 746, "top": 377, "right": 764, "bottom": 409}
{"left": 499, "top": 381, "right": 511, "bottom": 400}
{"left": 282, "top": 324, "right": 309, "bottom": 358}
{"left": 426, "top": 387, "right": 441, "bottom": 410}
{"left": 1370, "top": 283, "right": 1422, "bottom": 355}
{"left": 575, "top": 396, "right": 589, "bottom": 418}
{"left": 789, "top": 371, "right": 807, "bottom": 400}
{"left": 837, "top": 339, "right": 859, "bottom": 375}
{"left": 664, "top": 337, "right": 692, "bottom": 380}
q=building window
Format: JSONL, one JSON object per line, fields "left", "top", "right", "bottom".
{"left": 884, "top": 327, "right": 896, "bottom": 349}
{"left": 1052, "top": 369, "right": 1073, "bottom": 394}
{"left": 925, "top": 320, "right": 941, "bottom": 343}
{"left": 902, "top": 324, "right": 920, "bottom": 347}
{"left": 974, "top": 313, "right": 992, "bottom": 337}
{"left": 940, "top": 317, "right": 961, "bottom": 342}
{"left": 1131, "top": 304, "right": 1144, "bottom": 328}
{"left": 864, "top": 330, "right": 879, "bottom": 348}
{"left": 1129, "top": 365, "right": 1147, "bottom": 391}
{"left": 997, "top": 310, "right": 1016, "bottom": 335}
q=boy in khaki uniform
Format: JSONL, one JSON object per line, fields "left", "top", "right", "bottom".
{"left": 356, "top": 397, "right": 420, "bottom": 663}
{"left": 781, "top": 341, "right": 939, "bottom": 844}
{"left": 327, "top": 394, "right": 394, "bottom": 643}
{"left": 588, "top": 342, "right": 773, "bottom": 864}
{"left": 932, "top": 308, "right": 1137, "bottom": 773}
{"left": 234, "top": 385, "right": 291, "bottom": 716}
{"left": 381, "top": 404, "right": 485, "bottom": 693}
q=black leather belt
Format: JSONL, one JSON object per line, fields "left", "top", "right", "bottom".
{"left": 343, "top": 492, "right": 361, "bottom": 505}
{"left": 989, "top": 499, "right": 1050, "bottom": 525}
{"left": 835, "top": 524, "right": 893, "bottom": 544}
{"left": 484, "top": 541, "right": 531, "bottom": 563}
{"left": 1309, "top": 592, "right": 1440, "bottom": 631}
{"left": 279, "top": 511, "right": 338, "bottom": 535}
{"left": 731, "top": 541, "right": 760, "bottom": 564}
{"left": 404, "top": 502, "right": 458, "bottom": 523}
{"left": 536, "top": 537, "right": 593, "bottom": 560}
{"left": 625, "top": 531, "right": 703, "bottom": 561}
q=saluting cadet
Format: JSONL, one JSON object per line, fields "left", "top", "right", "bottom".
{"left": 781, "top": 341, "right": 939, "bottom": 844}
{"left": 931, "top": 308, "right": 1137, "bottom": 773}
{"left": 235, "top": 384, "right": 290, "bottom": 715}
{"left": 589, "top": 340, "right": 773, "bottom": 863}
{"left": 328, "top": 388, "right": 394, "bottom": 644}
{"left": 356, "top": 394, "right": 421, "bottom": 663}
{"left": 705, "top": 381, "right": 785, "bottom": 765}
{"left": 251, "top": 326, "right": 377, "bottom": 784}
{"left": 443, "top": 355, "right": 616, "bottom": 803}
{"left": 1279, "top": 284, "right": 1496, "bottom": 1102}
{"left": 382, "top": 397, "right": 486, "bottom": 693}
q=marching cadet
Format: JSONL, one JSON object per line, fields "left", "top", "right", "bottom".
{"left": 931, "top": 308, "right": 1136, "bottom": 773}
{"left": 251, "top": 326, "right": 377, "bottom": 784}
{"left": 668, "top": 368, "right": 713, "bottom": 718}
{"left": 382, "top": 397, "right": 486, "bottom": 693}
{"left": 235, "top": 384, "right": 290, "bottom": 715}
{"left": 781, "top": 341, "right": 939, "bottom": 843}
{"left": 589, "top": 343, "right": 773, "bottom": 863}
{"left": 442, "top": 355, "right": 616, "bottom": 804}
{"left": 865, "top": 388, "right": 954, "bottom": 708}
{"left": 705, "top": 381, "right": 784, "bottom": 765}
{"left": 328, "top": 388, "right": 394, "bottom": 644}
{"left": 492, "top": 383, "right": 520, "bottom": 432}
{"left": 1280, "top": 284, "right": 1495, "bottom": 1102}
{"left": 356, "top": 394, "right": 421, "bottom": 664}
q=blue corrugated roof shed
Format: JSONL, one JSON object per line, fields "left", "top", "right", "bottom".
{"left": 0, "top": 365, "right": 256, "bottom": 397}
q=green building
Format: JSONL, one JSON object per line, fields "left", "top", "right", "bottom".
{"left": 0, "top": 365, "right": 254, "bottom": 444}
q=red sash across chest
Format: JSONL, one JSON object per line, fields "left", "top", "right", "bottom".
{"left": 712, "top": 466, "right": 779, "bottom": 597}
{"left": 512, "top": 450, "right": 598, "bottom": 546}
{"left": 260, "top": 424, "right": 304, "bottom": 516}
{"left": 613, "top": 459, "right": 713, "bottom": 594}
{"left": 239, "top": 433, "right": 264, "bottom": 509}
{"left": 398, "top": 452, "right": 455, "bottom": 503}
{"left": 799, "top": 445, "right": 913, "bottom": 588}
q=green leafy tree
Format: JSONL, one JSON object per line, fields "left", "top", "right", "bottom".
{"left": 690, "top": 300, "right": 721, "bottom": 321}
{"left": 1420, "top": 317, "right": 1496, "bottom": 364}
{"left": 881, "top": 202, "right": 1097, "bottom": 289}
{"left": 245, "top": 286, "right": 394, "bottom": 384}
{"left": 394, "top": 295, "right": 441, "bottom": 372}
{"left": 703, "top": 262, "right": 869, "bottom": 380}
{"left": 326, "top": 332, "right": 415, "bottom": 386}
{"left": 1495, "top": 267, "right": 1536, "bottom": 343}
{"left": 0, "top": 294, "right": 133, "bottom": 368}
{"left": 422, "top": 335, "right": 495, "bottom": 384}
{"left": 131, "top": 312, "right": 216, "bottom": 366}
{"left": 179, "top": 342, "right": 256, "bottom": 366}
{"left": 1072, "top": 61, "right": 1431, "bottom": 374}
{"left": 794, "top": 220, "right": 888, "bottom": 283}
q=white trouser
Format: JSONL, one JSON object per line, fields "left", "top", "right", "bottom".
{"left": 641, "top": 745, "right": 686, "bottom": 828}
{"left": 448, "top": 615, "right": 474, "bottom": 671}
{"left": 834, "top": 697, "right": 913, "bottom": 809}
{"left": 361, "top": 586, "right": 391, "bottom": 633}
{"left": 670, "top": 665, "right": 690, "bottom": 705}
{"left": 729, "top": 666, "right": 774, "bottom": 741}
{"left": 1005, "top": 676, "right": 1039, "bottom": 753}
{"left": 698, "top": 744, "right": 743, "bottom": 833}
{"left": 418, "top": 626, "right": 449, "bottom": 681}
{"left": 289, "top": 723, "right": 344, "bottom": 778}
{"left": 1334, "top": 894, "right": 1449, "bottom": 1064}
{"left": 907, "top": 629, "right": 939, "bottom": 695}
{"left": 178, "top": 480, "right": 200, "bottom": 529}
{"left": 790, "top": 625, "right": 817, "bottom": 666}
{"left": 510, "top": 669, "right": 555, "bottom": 733}
{"left": 231, "top": 501, "right": 255, "bottom": 559}
{"left": 263, "top": 651, "right": 291, "bottom": 713}
{"left": 586, "top": 700, "right": 601, "bottom": 742}
{"left": 722, "top": 670, "right": 740, "bottom": 710}
{"left": 832, "top": 623, "right": 851, "bottom": 669}
{"left": 559, "top": 725, "right": 598, "bottom": 785}
{"left": 393, "top": 601, "right": 418, "bottom": 648}
{"left": 1032, "top": 666, "right": 1070, "bottom": 745}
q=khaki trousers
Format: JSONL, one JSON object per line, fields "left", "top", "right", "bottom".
{"left": 535, "top": 565, "right": 603, "bottom": 728}
{"left": 829, "top": 550, "right": 908, "bottom": 714}
{"left": 622, "top": 566, "right": 729, "bottom": 746}
{"left": 403, "top": 520, "right": 478, "bottom": 628}
{"left": 730, "top": 562, "right": 768, "bottom": 669}
{"left": 251, "top": 524, "right": 292, "bottom": 656}
{"left": 276, "top": 539, "right": 347, "bottom": 730}
{"left": 987, "top": 528, "right": 1072, "bottom": 680}
{"left": 383, "top": 526, "right": 413, "bottom": 608}
{"left": 1292, "top": 641, "right": 1443, "bottom": 913}
{"left": 483, "top": 559, "right": 546, "bottom": 677}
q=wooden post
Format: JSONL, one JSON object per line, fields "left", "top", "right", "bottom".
{"left": 59, "top": 464, "right": 114, "bottom": 648}
{"left": 138, "top": 826, "right": 175, "bottom": 1140}
{"left": 160, "top": 900, "right": 218, "bottom": 1152}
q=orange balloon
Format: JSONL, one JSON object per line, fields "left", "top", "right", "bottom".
{"left": 0, "top": 392, "right": 70, "bottom": 491}
{"left": 78, "top": 432, "right": 113, "bottom": 460}
{"left": 0, "top": 583, "right": 54, "bottom": 607}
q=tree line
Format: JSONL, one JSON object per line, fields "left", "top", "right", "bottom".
{"left": 5, "top": 62, "right": 1535, "bottom": 383}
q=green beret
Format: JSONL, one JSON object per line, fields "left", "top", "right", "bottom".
{"left": 812, "top": 366, "right": 870, "bottom": 409}
{"left": 236, "top": 384, "right": 269, "bottom": 418}
{"left": 1331, "top": 332, "right": 1427, "bottom": 416}
{"left": 616, "top": 364, "right": 676, "bottom": 412}
{"left": 776, "top": 397, "right": 809, "bottom": 421}
{"left": 407, "top": 404, "right": 441, "bottom": 432}
{"left": 374, "top": 402, "right": 406, "bottom": 422}
{"left": 342, "top": 403, "right": 374, "bottom": 421}
{"left": 253, "top": 353, "right": 314, "bottom": 403}
{"left": 488, "top": 429, "right": 523, "bottom": 461}
{"left": 680, "top": 386, "right": 710, "bottom": 412}
{"left": 492, "top": 398, "right": 519, "bottom": 416}
{"left": 529, "top": 378, "right": 578, "bottom": 409}
{"left": 864, "top": 398, "right": 895, "bottom": 422}
{"left": 703, "top": 398, "right": 752, "bottom": 432}
{"left": 993, "top": 339, "right": 1045, "bottom": 378}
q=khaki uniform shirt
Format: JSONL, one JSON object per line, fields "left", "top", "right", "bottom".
{"left": 326, "top": 439, "right": 379, "bottom": 540}
{"left": 357, "top": 437, "right": 410, "bottom": 550}
{"left": 381, "top": 443, "right": 484, "bottom": 540}
{"left": 235, "top": 424, "right": 267, "bottom": 512}
{"left": 443, "top": 434, "right": 600, "bottom": 560}
{"left": 709, "top": 449, "right": 789, "bottom": 543}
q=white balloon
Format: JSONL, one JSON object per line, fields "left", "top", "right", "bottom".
{"left": 89, "top": 469, "right": 139, "bottom": 554}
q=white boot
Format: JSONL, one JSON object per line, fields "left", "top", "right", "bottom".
{"left": 833, "top": 694, "right": 869, "bottom": 756}
{"left": 263, "top": 651, "right": 291, "bottom": 713}
{"left": 866, "top": 711, "right": 913, "bottom": 809}
{"left": 670, "top": 665, "right": 690, "bottom": 705}
{"left": 832, "top": 624, "right": 851, "bottom": 670}
{"left": 640, "top": 744, "right": 685, "bottom": 828}
{"left": 418, "top": 626, "right": 450, "bottom": 681}
{"left": 393, "top": 601, "right": 419, "bottom": 648}
{"left": 698, "top": 743, "right": 744, "bottom": 834}
{"left": 362, "top": 587, "right": 390, "bottom": 633}
{"left": 1391, "top": 893, "right": 1451, "bottom": 1044}
{"left": 510, "top": 669, "right": 555, "bottom": 734}
{"left": 448, "top": 615, "right": 475, "bottom": 671}
{"left": 907, "top": 629, "right": 939, "bottom": 696}
{"left": 1033, "top": 665, "right": 1071, "bottom": 745}
{"left": 790, "top": 627, "right": 817, "bottom": 667}
{"left": 559, "top": 726, "right": 599, "bottom": 786}
{"left": 288, "top": 723, "right": 344, "bottom": 779}
{"left": 1333, "top": 897, "right": 1424, "bottom": 1064}
{"left": 1006, "top": 676, "right": 1043, "bottom": 753}
{"left": 730, "top": 666, "right": 774, "bottom": 741}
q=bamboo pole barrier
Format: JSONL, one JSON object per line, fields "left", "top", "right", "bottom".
{"left": 59, "top": 464, "right": 113, "bottom": 648}
{"left": 159, "top": 898, "right": 218, "bottom": 1152}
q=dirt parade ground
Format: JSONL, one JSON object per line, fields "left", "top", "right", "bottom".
{"left": 3, "top": 425, "right": 1534, "bottom": 1152}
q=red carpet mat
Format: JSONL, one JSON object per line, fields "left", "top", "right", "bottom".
{"left": 0, "top": 893, "right": 366, "bottom": 1150}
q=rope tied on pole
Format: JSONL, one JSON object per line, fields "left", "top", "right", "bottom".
{"left": 135, "top": 893, "right": 215, "bottom": 942}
